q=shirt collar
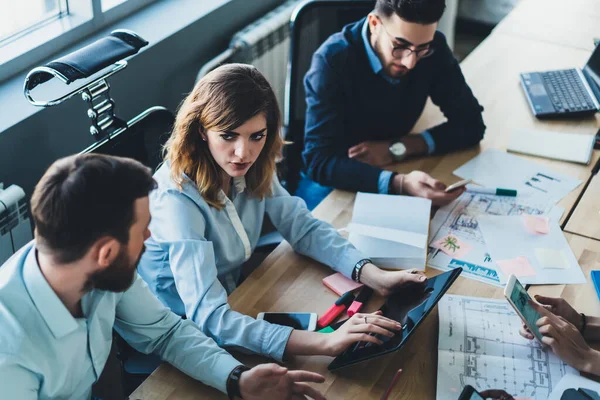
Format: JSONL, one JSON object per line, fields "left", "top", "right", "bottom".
{"left": 362, "top": 19, "right": 383, "bottom": 75}
{"left": 218, "top": 176, "right": 247, "bottom": 202}
{"left": 361, "top": 19, "right": 402, "bottom": 85}
{"left": 23, "top": 246, "right": 79, "bottom": 339}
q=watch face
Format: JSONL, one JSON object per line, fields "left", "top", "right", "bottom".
{"left": 390, "top": 142, "right": 407, "bottom": 157}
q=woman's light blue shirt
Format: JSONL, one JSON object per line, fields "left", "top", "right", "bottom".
{"left": 138, "top": 162, "right": 366, "bottom": 361}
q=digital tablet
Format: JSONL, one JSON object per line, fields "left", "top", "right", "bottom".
{"left": 328, "top": 268, "right": 462, "bottom": 371}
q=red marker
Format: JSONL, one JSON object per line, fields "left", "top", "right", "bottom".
{"left": 347, "top": 286, "right": 374, "bottom": 317}
{"left": 317, "top": 291, "right": 355, "bottom": 329}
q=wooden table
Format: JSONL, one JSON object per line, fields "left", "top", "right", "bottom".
{"left": 129, "top": 187, "right": 600, "bottom": 399}
{"left": 409, "top": 32, "right": 599, "bottom": 224}
{"left": 495, "top": 0, "right": 600, "bottom": 51}
{"left": 130, "top": 6, "right": 600, "bottom": 400}
{"left": 565, "top": 173, "right": 600, "bottom": 240}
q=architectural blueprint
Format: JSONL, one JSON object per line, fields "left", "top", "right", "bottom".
{"left": 437, "top": 295, "right": 578, "bottom": 400}
{"left": 427, "top": 192, "right": 563, "bottom": 286}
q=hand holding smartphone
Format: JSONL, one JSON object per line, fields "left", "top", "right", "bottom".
{"left": 445, "top": 179, "right": 472, "bottom": 193}
{"left": 504, "top": 275, "right": 544, "bottom": 342}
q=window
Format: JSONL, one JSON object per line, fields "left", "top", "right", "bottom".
{"left": 0, "top": 0, "right": 68, "bottom": 44}
{"left": 0, "top": 0, "right": 158, "bottom": 83}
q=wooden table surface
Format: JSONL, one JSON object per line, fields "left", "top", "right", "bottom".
{"left": 565, "top": 173, "right": 600, "bottom": 240}
{"left": 495, "top": 0, "right": 600, "bottom": 51}
{"left": 130, "top": 5, "right": 600, "bottom": 400}
{"left": 130, "top": 188, "right": 600, "bottom": 399}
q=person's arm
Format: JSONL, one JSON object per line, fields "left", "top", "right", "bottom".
{"left": 265, "top": 176, "right": 427, "bottom": 296}
{"left": 0, "top": 355, "right": 40, "bottom": 399}
{"left": 149, "top": 190, "right": 293, "bottom": 362}
{"left": 303, "top": 52, "right": 385, "bottom": 193}
{"left": 426, "top": 32, "right": 485, "bottom": 154}
{"left": 266, "top": 175, "right": 366, "bottom": 278}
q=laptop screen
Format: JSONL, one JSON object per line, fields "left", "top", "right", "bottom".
{"left": 584, "top": 44, "right": 600, "bottom": 92}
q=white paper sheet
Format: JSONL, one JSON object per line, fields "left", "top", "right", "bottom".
{"left": 454, "top": 149, "right": 582, "bottom": 203}
{"left": 477, "top": 215, "right": 585, "bottom": 285}
{"left": 508, "top": 128, "right": 594, "bottom": 165}
{"left": 349, "top": 193, "right": 431, "bottom": 270}
{"left": 437, "top": 295, "right": 578, "bottom": 400}
{"left": 548, "top": 374, "right": 600, "bottom": 400}
{"left": 428, "top": 192, "right": 563, "bottom": 287}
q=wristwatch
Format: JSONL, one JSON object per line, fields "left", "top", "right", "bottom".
{"left": 389, "top": 141, "right": 407, "bottom": 162}
{"left": 226, "top": 365, "right": 250, "bottom": 399}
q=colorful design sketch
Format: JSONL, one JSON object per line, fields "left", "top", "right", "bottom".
{"left": 427, "top": 192, "right": 563, "bottom": 286}
{"left": 437, "top": 295, "right": 577, "bottom": 400}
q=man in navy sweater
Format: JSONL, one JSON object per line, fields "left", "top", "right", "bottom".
{"left": 301, "top": 0, "right": 485, "bottom": 207}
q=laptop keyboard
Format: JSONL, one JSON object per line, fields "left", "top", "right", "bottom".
{"left": 541, "top": 69, "right": 596, "bottom": 112}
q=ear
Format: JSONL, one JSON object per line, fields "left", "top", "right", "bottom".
{"left": 367, "top": 13, "right": 380, "bottom": 31}
{"left": 199, "top": 125, "right": 208, "bottom": 142}
{"left": 94, "top": 237, "right": 121, "bottom": 270}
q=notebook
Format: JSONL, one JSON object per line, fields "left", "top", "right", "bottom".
{"left": 507, "top": 128, "right": 595, "bottom": 165}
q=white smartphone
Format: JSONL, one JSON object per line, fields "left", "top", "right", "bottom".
{"left": 445, "top": 179, "right": 473, "bottom": 193}
{"left": 504, "top": 274, "right": 543, "bottom": 342}
{"left": 256, "top": 312, "right": 318, "bottom": 331}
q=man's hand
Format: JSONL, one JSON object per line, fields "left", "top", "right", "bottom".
{"left": 239, "top": 364, "right": 326, "bottom": 400}
{"left": 391, "top": 171, "right": 464, "bottom": 206}
{"left": 348, "top": 140, "right": 393, "bottom": 167}
{"left": 322, "top": 311, "right": 401, "bottom": 356}
{"left": 529, "top": 301, "right": 600, "bottom": 374}
{"left": 360, "top": 265, "right": 426, "bottom": 297}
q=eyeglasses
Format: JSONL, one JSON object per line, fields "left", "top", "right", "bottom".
{"left": 379, "top": 22, "right": 435, "bottom": 60}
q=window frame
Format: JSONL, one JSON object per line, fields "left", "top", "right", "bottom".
{"left": 0, "top": 0, "right": 159, "bottom": 83}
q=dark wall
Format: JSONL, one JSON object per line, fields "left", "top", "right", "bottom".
{"left": 0, "top": 0, "right": 282, "bottom": 198}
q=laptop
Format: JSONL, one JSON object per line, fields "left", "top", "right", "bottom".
{"left": 327, "top": 267, "right": 462, "bottom": 371}
{"left": 520, "top": 44, "right": 600, "bottom": 118}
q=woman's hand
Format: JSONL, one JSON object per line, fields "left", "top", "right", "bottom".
{"left": 529, "top": 300, "right": 600, "bottom": 374}
{"left": 360, "top": 265, "right": 426, "bottom": 297}
{"left": 322, "top": 311, "right": 401, "bottom": 356}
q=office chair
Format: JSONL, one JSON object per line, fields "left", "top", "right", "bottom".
{"left": 24, "top": 30, "right": 174, "bottom": 397}
{"left": 282, "top": 0, "right": 375, "bottom": 197}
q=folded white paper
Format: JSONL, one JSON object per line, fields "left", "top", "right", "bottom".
{"left": 349, "top": 193, "right": 431, "bottom": 270}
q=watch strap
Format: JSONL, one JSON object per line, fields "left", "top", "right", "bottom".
{"left": 227, "top": 365, "right": 250, "bottom": 399}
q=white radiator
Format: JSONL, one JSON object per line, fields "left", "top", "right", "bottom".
{"left": 0, "top": 184, "right": 33, "bottom": 264}
{"left": 196, "top": 0, "right": 304, "bottom": 114}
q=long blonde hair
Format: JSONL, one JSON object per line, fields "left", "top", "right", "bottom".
{"left": 164, "top": 64, "right": 283, "bottom": 209}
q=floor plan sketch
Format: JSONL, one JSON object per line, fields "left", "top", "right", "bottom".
{"left": 427, "top": 192, "right": 563, "bottom": 286}
{"left": 437, "top": 295, "right": 577, "bottom": 400}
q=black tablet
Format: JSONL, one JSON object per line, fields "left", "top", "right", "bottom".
{"left": 328, "top": 267, "right": 462, "bottom": 371}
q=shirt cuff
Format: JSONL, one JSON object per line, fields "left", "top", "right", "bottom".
{"left": 377, "top": 170, "right": 394, "bottom": 194}
{"left": 420, "top": 130, "right": 436, "bottom": 155}
{"left": 263, "top": 323, "right": 294, "bottom": 362}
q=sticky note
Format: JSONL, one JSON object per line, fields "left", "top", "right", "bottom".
{"left": 535, "top": 248, "right": 570, "bottom": 269}
{"left": 432, "top": 235, "right": 473, "bottom": 259}
{"left": 522, "top": 215, "right": 550, "bottom": 234}
{"left": 496, "top": 256, "right": 537, "bottom": 278}
{"left": 322, "top": 272, "right": 363, "bottom": 295}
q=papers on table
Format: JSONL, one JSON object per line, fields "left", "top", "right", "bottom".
{"left": 348, "top": 193, "right": 431, "bottom": 270}
{"left": 477, "top": 215, "right": 585, "bottom": 284}
{"left": 508, "top": 128, "right": 595, "bottom": 165}
{"left": 428, "top": 191, "right": 564, "bottom": 287}
{"left": 454, "top": 149, "right": 582, "bottom": 203}
{"left": 437, "top": 295, "right": 578, "bottom": 400}
{"left": 548, "top": 374, "right": 600, "bottom": 400}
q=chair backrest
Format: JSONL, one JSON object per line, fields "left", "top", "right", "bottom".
{"left": 282, "top": 0, "right": 375, "bottom": 193}
{"left": 83, "top": 106, "right": 175, "bottom": 172}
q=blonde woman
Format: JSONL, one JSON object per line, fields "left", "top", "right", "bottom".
{"left": 138, "top": 64, "right": 426, "bottom": 361}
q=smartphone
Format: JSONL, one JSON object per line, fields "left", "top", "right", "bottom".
{"left": 445, "top": 179, "right": 472, "bottom": 193}
{"left": 257, "top": 312, "right": 317, "bottom": 331}
{"left": 504, "top": 274, "right": 543, "bottom": 342}
{"left": 457, "top": 385, "right": 485, "bottom": 400}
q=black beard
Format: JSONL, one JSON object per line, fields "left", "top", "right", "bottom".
{"left": 85, "top": 245, "right": 144, "bottom": 293}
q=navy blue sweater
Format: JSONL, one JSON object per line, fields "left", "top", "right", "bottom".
{"left": 303, "top": 18, "right": 485, "bottom": 193}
